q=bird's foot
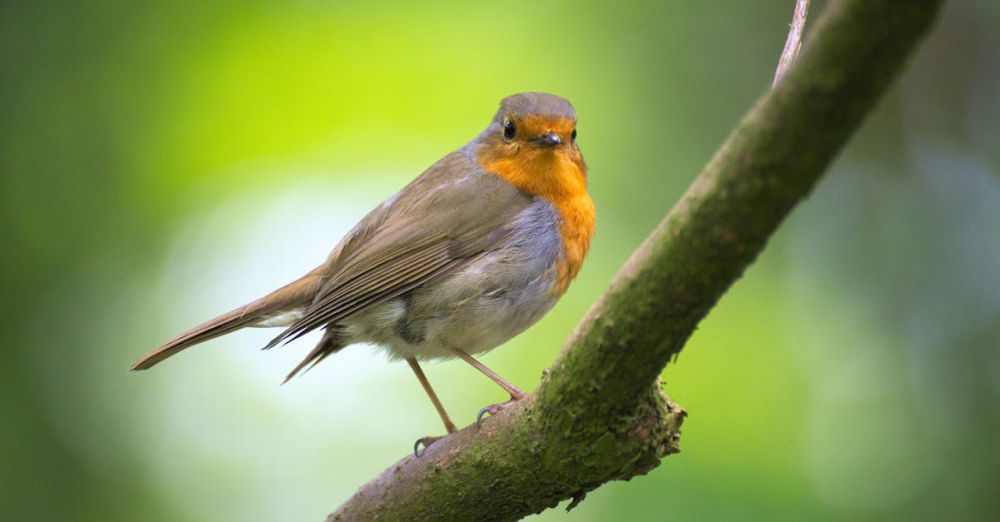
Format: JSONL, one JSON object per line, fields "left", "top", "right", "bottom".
{"left": 476, "top": 392, "right": 525, "bottom": 427}
{"left": 413, "top": 435, "right": 446, "bottom": 457}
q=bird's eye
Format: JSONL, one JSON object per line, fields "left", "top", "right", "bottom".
{"left": 571, "top": 128, "right": 577, "bottom": 142}
{"left": 503, "top": 119, "right": 516, "bottom": 141}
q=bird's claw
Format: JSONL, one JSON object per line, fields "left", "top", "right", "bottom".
{"left": 475, "top": 405, "right": 498, "bottom": 426}
{"left": 413, "top": 435, "right": 444, "bottom": 457}
{"left": 476, "top": 398, "right": 519, "bottom": 427}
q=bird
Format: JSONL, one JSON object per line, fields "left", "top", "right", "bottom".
{"left": 130, "top": 92, "right": 595, "bottom": 450}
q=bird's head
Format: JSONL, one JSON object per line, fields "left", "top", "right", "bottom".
{"left": 475, "top": 92, "right": 587, "bottom": 201}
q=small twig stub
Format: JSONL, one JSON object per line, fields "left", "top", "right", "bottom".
{"left": 774, "top": 0, "right": 812, "bottom": 86}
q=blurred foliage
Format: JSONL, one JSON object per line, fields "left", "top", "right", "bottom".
{"left": 1, "top": 0, "right": 997, "bottom": 520}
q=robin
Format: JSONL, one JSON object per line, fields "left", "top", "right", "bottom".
{"left": 131, "top": 92, "right": 595, "bottom": 449}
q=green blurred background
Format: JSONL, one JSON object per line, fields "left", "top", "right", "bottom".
{"left": 2, "top": 1, "right": 998, "bottom": 520}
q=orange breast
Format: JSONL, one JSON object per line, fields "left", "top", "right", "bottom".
{"left": 478, "top": 147, "right": 595, "bottom": 295}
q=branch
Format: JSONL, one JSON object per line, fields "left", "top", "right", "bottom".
{"left": 329, "top": 1, "right": 943, "bottom": 520}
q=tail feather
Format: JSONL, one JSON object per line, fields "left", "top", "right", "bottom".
{"left": 282, "top": 327, "right": 344, "bottom": 384}
{"left": 129, "top": 305, "right": 261, "bottom": 370}
{"left": 130, "top": 273, "right": 325, "bottom": 371}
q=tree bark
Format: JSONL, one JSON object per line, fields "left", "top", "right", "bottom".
{"left": 330, "top": 1, "right": 944, "bottom": 520}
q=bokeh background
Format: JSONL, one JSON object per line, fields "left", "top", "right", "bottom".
{"left": 2, "top": 0, "right": 998, "bottom": 520}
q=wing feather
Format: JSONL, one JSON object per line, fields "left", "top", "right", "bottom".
{"left": 266, "top": 151, "right": 533, "bottom": 353}
{"left": 267, "top": 243, "right": 455, "bottom": 347}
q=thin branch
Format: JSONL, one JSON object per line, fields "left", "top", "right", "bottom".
{"left": 329, "top": 0, "right": 944, "bottom": 519}
{"left": 774, "top": 0, "right": 811, "bottom": 85}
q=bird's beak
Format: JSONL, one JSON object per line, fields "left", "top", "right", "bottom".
{"left": 532, "top": 133, "right": 562, "bottom": 147}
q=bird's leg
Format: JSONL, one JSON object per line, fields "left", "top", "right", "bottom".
{"left": 406, "top": 357, "right": 456, "bottom": 457}
{"left": 445, "top": 345, "right": 526, "bottom": 425}
{"left": 407, "top": 357, "right": 457, "bottom": 433}
{"left": 447, "top": 346, "right": 526, "bottom": 399}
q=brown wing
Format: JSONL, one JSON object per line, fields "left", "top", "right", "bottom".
{"left": 264, "top": 150, "right": 532, "bottom": 355}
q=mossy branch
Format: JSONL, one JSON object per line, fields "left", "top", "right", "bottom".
{"left": 329, "top": 1, "right": 943, "bottom": 520}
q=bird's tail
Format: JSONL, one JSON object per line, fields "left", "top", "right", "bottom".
{"left": 129, "top": 273, "right": 325, "bottom": 371}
